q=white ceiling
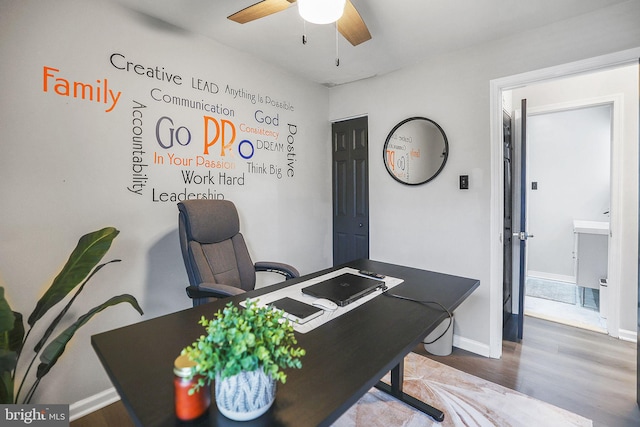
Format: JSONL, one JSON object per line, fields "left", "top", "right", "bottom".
{"left": 114, "top": 0, "right": 629, "bottom": 87}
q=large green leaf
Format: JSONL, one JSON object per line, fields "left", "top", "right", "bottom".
{"left": 36, "top": 294, "right": 143, "bottom": 378}
{"left": 0, "top": 288, "right": 14, "bottom": 335}
{"left": 0, "top": 349, "right": 17, "bottom": 376}
{"left": 33, "top": 261, "right": 120, "bottom": 354}
{"left": 0, "top": 370, "right": 13, "bottom": 404}
{"left": 0, "top": 291, "right": 23, "bottom": 403}
{"left": 28, "top": 227, "right": 119, "bottom": 327}
{"left": 7, "top": 312, "right": 24, "bottom": 354}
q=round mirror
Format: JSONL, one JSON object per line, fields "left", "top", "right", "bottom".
{"left": 383, "top": 117, "right": 449, "bottom": 185}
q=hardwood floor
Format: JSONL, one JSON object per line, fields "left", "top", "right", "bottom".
{"left": 71, "top": 401, "right": 135, "bottom": 427}
{"left": 72, "top": 316, "right": 638, "bottom": 427}
{"left": 415, "top": 316, "right": 639, "bottom": 427}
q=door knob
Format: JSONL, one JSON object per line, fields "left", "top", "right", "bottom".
{"left": 513, "top": 231, "right": 534, "bottom": 241}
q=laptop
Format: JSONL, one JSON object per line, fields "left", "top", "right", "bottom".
{"left": 301, "top": 273, "right": 386, "bottom": 307}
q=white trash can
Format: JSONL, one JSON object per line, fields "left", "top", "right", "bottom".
{"left": 423, "top": 316, "right": 454, "bottom": 356}
{"left": 599, "top": 278, "right": 608, "bottom": 319}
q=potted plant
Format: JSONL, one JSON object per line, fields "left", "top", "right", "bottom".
{"left": 0, "top": 227, "right": 143, "bottom": 404}
{"left": 181, "top": 299, "right": 306, "bottom": 421}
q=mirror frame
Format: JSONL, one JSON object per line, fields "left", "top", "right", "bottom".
{"left": 383, "top": 116, "right": 449, "bottom": 185}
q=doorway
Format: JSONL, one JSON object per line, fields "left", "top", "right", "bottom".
{"left": 332, "top": 116, "right": 370, "bottom": 265}
{"left": 515, "top": 102, "right": 612, "bottom": 333}
{"left": 504, "top": 77, "right": 626, "bottom": 340}
{"left": 489, "top": 49, "right": 640, "bottom": 358}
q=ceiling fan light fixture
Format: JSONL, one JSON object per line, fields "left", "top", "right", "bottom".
{"left": 298, "top": 0, "right": 346, "bottom": 25}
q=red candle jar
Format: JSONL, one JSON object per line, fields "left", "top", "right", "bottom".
{"left": 173, "top": 354, "right": 211, "bottom": 421}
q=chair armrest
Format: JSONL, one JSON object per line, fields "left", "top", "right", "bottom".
{"left": 185, "top": 283, "right": 246, "bottom": 300}
{"left": 254, "top": 262, "right": 300, "bottom": 279}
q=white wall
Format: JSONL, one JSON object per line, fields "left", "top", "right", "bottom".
{"left": 0, "top": 0, "right": 332, "bottom": 406}
{"left": 527, "top": 105, "right": 612, "bottom": 279}
{"left": 329, "top": 0, "right": 640, "bottom": 355}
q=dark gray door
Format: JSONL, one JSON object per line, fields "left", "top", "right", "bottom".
{"left": 515, "top": 99, "right": 534, "bottom": 340}
{"left": 332, "top": 116, "right": 369, "bottom": 265}
{"left": 502, "top": 110, "right": 517, "bottom": 341}
{"left": 637, "top": 57, "right": 639, "bottom": 409}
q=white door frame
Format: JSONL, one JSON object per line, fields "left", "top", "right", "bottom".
{"left": 488, "top": 47, "right": 640, "bottom": 358}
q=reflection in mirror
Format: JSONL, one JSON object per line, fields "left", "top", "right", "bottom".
{"left": 383, "top": 117, "right": 449, "bottom": 185}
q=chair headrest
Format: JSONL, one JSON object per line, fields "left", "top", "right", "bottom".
{"left": 178, "top": 200, "right": 240, "bottom": 243}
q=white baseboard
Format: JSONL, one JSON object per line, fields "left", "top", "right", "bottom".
{"left": 69, "top": 387, "right": 120, "bottom": 421}
{"left": 618, "top": 328, "right": 638, "bottom": 343}
{"left": 453, "top": 334, "right": 492, "bottom": 358}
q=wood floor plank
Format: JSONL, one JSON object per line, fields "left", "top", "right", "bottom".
{"left": 71, "top": 400, "right": 135, "bottom": 427}
{"left": 416, "top": 316, "right": 639, "bottom": 427}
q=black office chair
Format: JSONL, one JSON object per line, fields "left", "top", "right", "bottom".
{"left": 178, "top": 199, "right": 299, "bottom": 306}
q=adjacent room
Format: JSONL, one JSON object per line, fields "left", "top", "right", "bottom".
{"left": 1, "top": 0, "right": 639, "bottom": 426}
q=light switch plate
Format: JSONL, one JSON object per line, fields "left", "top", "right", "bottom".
{"left": 459, "top": 175, "right": 469, "bottom": 190}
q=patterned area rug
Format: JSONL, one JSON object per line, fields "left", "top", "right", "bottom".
{"left": 332, "top": 352, "right": 592, "bottom": 427}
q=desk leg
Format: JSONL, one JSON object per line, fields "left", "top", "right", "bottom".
{"left": 375, "top": 360, "right": 445, "bottom": 423}
{"left": 390, "top": 362, "right": 403, "bottom": 395}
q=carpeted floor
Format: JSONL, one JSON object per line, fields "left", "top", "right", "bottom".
{"left": 332, "top": 352, "right": 592, "bottom": 427}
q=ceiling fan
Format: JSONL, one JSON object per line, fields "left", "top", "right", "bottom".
{"left": 228, "top": 0, "right": 372, "bottom": 46}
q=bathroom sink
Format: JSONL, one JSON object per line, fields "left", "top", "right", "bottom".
{"left": 573, "top": 220, "right": 609, "bottom": 235}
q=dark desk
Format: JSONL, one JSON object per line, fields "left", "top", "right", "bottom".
{"left": 92, "top": 259, "right": 479, "bottom": 426}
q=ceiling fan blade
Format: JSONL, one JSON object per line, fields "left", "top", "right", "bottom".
{"left": 337, "top": 0, "right": 371, "bottom": 46}
{"left": 228, "top": 0, "right": 296, "bottom": 24}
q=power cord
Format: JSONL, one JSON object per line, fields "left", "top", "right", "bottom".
{"left": 383, "top": 292, "right": 453, "bottom": 345}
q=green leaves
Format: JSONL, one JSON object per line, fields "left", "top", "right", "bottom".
{"left": 36, "top": 294, "right": 143, "bottom": 378}
{"left": 0, "top": 288, "right": 15, "bottom": 334}
{"left": 0, "top": 227, "right": 144, "bottom": 404}
{"left": 0, "top": 290, "right": 25, "bottom": 361}
{"left": 28, "top": 227, "right": 119, "bottom": 327}
{"left": 182, "top": 300, "right": 306, "bottom": 389}
{"left": 0, "top": 289, "right": 24, "bottom": 403}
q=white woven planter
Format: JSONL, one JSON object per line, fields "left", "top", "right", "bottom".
{"left": 215, "top": 369, "right": 276, "bottom": 421}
